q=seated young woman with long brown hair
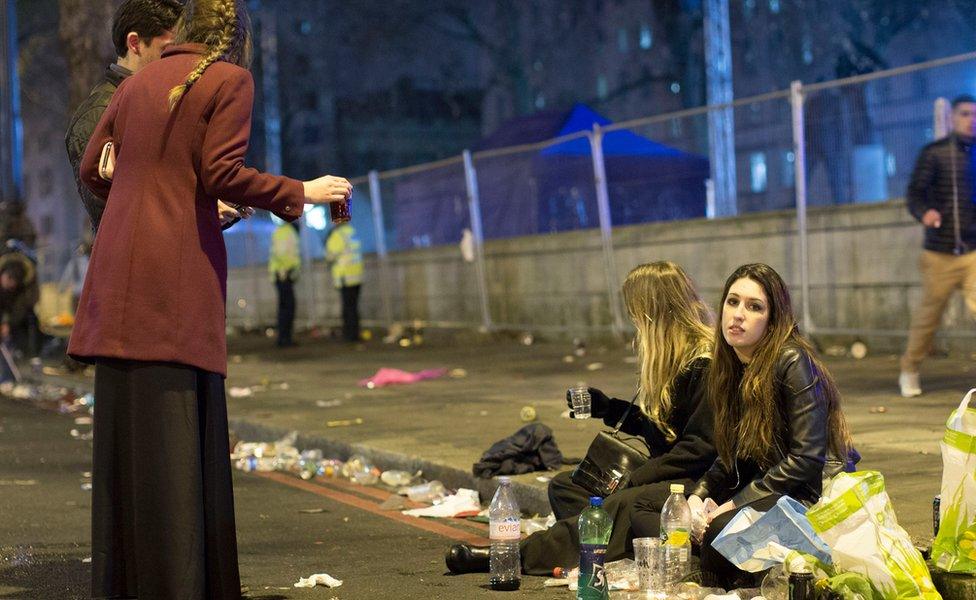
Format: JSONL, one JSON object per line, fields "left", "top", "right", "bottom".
{"left": 631, "top": 263, "right": 858, "bottom": 588}
{"left": 447, "top": 261, "right": 716, "bottom": 575}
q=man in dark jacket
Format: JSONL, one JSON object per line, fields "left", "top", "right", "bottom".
{"left": 900, "top": 94, "right": 976, "bottom": 397}
{"left": 64, "top": 0, "right": 181, "bottom": 232}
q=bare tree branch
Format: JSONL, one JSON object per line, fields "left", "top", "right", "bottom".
{"left": 57, "top": 0, "right": 116, "bottom": 112}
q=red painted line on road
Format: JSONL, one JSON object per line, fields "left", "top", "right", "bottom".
{"left": 308, "top": 474, "right": 424, "bottom": 506}
{"left": 304, "top": 476, "right": 490, "bottom": 533}
{"left": 255, "top": 471, "right": 487, "bottom": 545}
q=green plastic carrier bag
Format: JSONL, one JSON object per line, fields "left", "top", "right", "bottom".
{"left": 807, "top": 471, "right": 941, "bottom": 600}
{"left": 932, "top": 388, "right": 976, "bottom": 573}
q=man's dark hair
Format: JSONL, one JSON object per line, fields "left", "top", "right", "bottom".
{"left": 112, "top": 0, "right": 183, "bottom": 58}
{"left": 951, "top": 94, "right": 976, "bottom": 109}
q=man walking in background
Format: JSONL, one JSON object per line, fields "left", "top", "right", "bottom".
{"left": 326, "top": 222, "right": 363, "bottom": 342}
{"left": 65, "top": 0, "right": 182, "bottom": 233}
{"left": 899, "top": 94, "right": 976, "bottom": 397}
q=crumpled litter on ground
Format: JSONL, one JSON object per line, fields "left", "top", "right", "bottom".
{"left": 358, "top": 367, "right": 448, "bottom": 388}
{"left": 379, "top": 494, "right": 409, "bottom": 511}
{"left": 293, "top": 573, "right": 342, "bottom": 588}
{"left": 522, "top": 513, "right": 556, "bottom": 535}
{"left": 402, "top": 488, "right": 480, "bottom": 518}
{"left": 228, "top": 382, "right": 289, "bottom": 398}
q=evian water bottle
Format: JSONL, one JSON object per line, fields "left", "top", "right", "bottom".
{"left": 489, "top": 476, "right": 521, "bottom": 591}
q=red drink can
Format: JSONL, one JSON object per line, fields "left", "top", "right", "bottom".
{"left": 330, "top": 198, "right": 351, "bottom": 224}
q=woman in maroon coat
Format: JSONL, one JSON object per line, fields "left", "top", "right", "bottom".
{"left": 71, "top": 1, "right": 350, "bottom": 598}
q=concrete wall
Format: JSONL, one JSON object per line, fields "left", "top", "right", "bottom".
{"left": 226, "top": 199, "right": 975, "bottom": 353}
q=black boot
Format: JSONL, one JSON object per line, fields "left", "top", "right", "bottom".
{"left": 445, "top": 543, "right": 491, "bottom": 574}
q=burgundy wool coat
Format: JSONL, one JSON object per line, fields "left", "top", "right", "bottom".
{"left": 70, "top": 44, "right": 304, "bottom": 376}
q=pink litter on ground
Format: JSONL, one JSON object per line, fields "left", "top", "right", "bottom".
{"left": 358, "top": 367, "right": 448, "bottom": 388}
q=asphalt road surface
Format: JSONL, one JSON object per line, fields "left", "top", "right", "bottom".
{"left": 0, "top": 398, "right": 560, "bottom": 599}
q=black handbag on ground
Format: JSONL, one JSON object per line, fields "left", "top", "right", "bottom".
{"left": 571, "top": 393, "right": 651, "bottom": 497}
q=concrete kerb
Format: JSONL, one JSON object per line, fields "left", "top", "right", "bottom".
{"left": 228, "top": 417, "right": 553, "bottom": 516}
{"left": 35, "top": 369, "right": 555, "bottom": 517}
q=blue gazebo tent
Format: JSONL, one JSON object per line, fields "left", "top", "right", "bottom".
{"left": 393, "top": 103, "right": 709, "bottom": 248}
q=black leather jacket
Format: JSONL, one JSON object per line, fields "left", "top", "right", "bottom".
{"left": 690, "top": 346, "right": 858, "bottom": 507}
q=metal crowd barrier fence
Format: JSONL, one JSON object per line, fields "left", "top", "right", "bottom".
{"left": 36, "top": 52, "right": 976, "bottom": 343}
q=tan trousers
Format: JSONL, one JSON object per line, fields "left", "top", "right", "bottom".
{"left": 901, "top": 249, "right": 976, "bottom": 372}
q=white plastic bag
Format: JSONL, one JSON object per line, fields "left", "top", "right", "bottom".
{"left": 932, "top": 388, "right": 976, "bottom": 573}
{"left": 806, "top": 471, "right": 940, "bottom": 600}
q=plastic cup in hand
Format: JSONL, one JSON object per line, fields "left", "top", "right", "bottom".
{"left": 330, "top": 197, "right": 351, "bottom": 224}
{"left": 634, "top": 537, "right": 665, "bottom": 598}
{"left": 569, "top": 385, "right": 591, "bottom": 419}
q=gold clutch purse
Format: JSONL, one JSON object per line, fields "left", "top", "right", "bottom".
{"left": 98, "top": 141, "right": 116, "bottom": 181}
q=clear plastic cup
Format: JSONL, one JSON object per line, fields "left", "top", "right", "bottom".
{"left": 569, "top": 385, "right": 591, "bottom": 419}
{"left": 634, "top": 537, "right": 665, "bottom": 598}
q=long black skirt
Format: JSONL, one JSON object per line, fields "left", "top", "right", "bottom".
{"left": 91, "top": 360, "right": 240, "bottom": 600}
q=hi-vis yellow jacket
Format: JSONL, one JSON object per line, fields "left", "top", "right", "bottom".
{"left": 325, "top": 223, "right": 363, "bottom": 288}
{"left": 269, "top": 222, "right": 300, "bottom": 281}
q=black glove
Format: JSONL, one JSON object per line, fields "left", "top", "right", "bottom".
{"left": 565, "top": 386, "right": 610, "bottom": 418}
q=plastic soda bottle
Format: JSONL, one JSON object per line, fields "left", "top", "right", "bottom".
{"left": 660, "top": 483, "right": 692, "bottom": 589}
{"left": 489, "top": 477, "right": 521, "bottom": 591}
{"left": 578, "top": 496, "right": 612, "bottom": 599}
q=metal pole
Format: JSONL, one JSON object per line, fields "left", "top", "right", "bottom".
{"left": 704, "top": 0, "right": 737, "bottom": 217}
{"left": 247, "top": 219, "right": 265, "bottom": 329}
{"left": 934, "top": 97, "right": 951, "bottom": 139}
{"left": 790, "top": 80, "right": 813, "bottom": 334}
{"left": 368, "top": 170, "right": 394, "bottom": 326}
{"left": 462, "top": 150, "right": 492, "bottom": 331}
{"left": 254, "top": 1, "right": 282, "bottom": 175}
{"left": 589, "top": 126, "right": 626, "bottom": 337}
{"left": 298, "top": 215, "right": 317, "bottom": 330}
{"left": 0, "top": 0, "right": 23, "bottom": 201}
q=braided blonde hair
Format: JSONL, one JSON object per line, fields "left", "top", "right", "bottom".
{"left": 167, "top": 0, "right": 252, "bottom": 110}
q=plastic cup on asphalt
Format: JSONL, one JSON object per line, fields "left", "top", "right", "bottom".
{"left": 634, "top": 537, "right": 665, "bottom": 598}
{"left": 569, "top": 385, "right": 591, "bottom": 419}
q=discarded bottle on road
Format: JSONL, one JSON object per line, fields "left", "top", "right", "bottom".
{"left": 297, "top": 449, "right": 322, "bottom": 480}
{"left": 380, "top": 469, "right": 414, "bottom": 487}
{"left": 788, "top": 566, "right": 814, "bottom": 600}
{"left": 660, "top": 483, "right": 692, "bottom": 590}
{"left": 489, "top": 476, "right": 521, "bottom": 591}
{"left": 578, "top": 496, "right": 611, "bottom": 599}
{"left": 402, "top": 480, "right": 446, "bottom": 503}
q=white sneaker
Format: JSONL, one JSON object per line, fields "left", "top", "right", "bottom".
{"left": 899, "top": 372, "right": 922, "bottom": 398}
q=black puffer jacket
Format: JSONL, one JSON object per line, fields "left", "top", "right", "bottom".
{"left": 64, "top": 64, "right": 131, "bottom": 232}
{"left": 690, "top": 346, "right": 859, "bottom": 507}
{"left": 906, "top": 134, "right": 976, "bottom": 255}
